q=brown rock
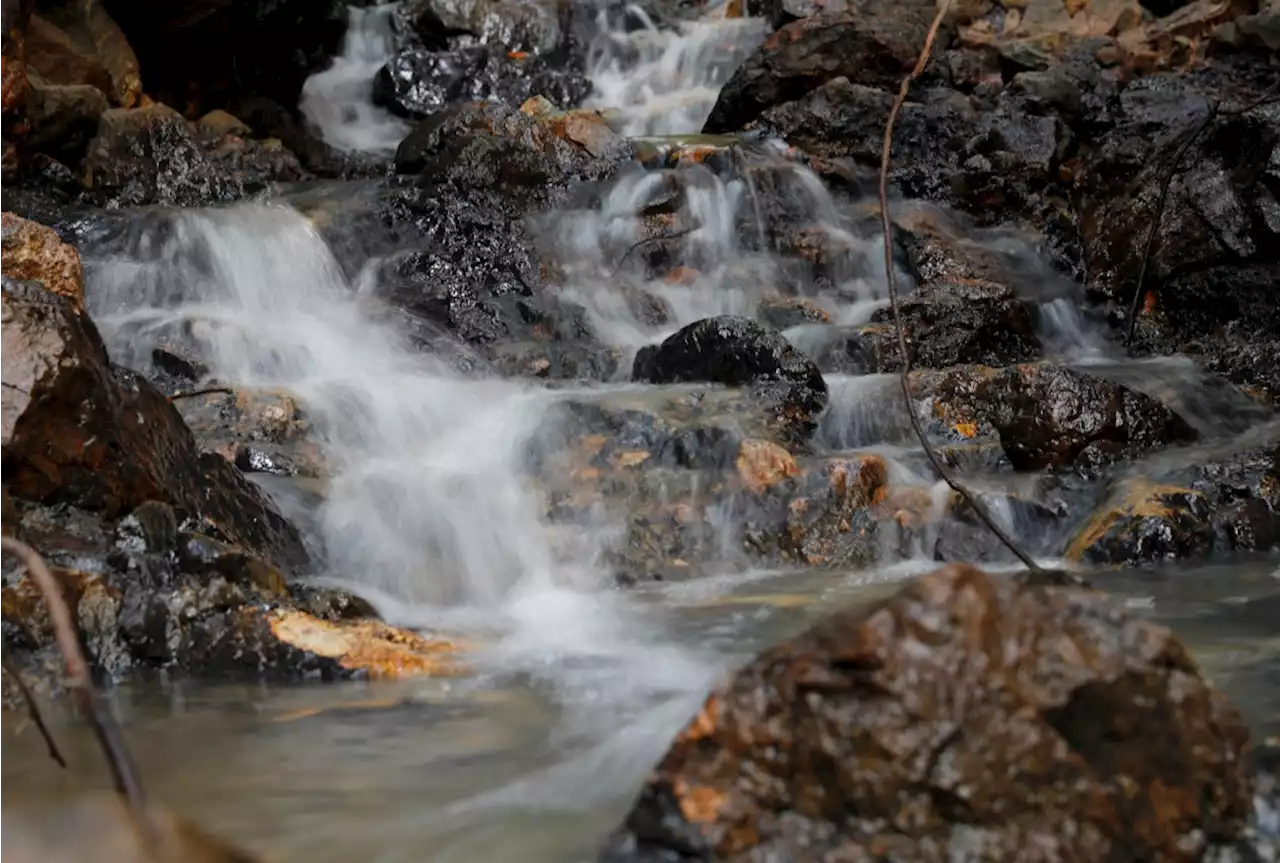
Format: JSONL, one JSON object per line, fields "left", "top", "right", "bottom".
{"left": 24, "top": 12, "right": 113, "bottom": 96}
{"left": 735, "top": 439, "right": 800, "bottom": 493}
{"left": 1, "top": 278, "right": 307, "bottom": 569}
{"left": 1, "top": 0, "right": 30, "bottom": 117}
{"left": 23, "top": 70, "right": 110, "bottom": 161}
{"left": 1, "top": 213, "right": 85, "bottom": 308}
{"left": 196, "top": 108, "right": 250, "bottom": 139}
{"left": 1065, "top": 478, "right": 1214, "bottom": 564}
{"left": 602, "top": 564, "right": 1253, "bottom": 863}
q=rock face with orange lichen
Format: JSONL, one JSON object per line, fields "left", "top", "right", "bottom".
{"left": 601, "top": 564, "right": 1255, "bottom": 863}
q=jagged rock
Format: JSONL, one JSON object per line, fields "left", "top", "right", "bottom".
{"left": 913, "top": 362, "right": 1198, "bottom": 471}
{"left": 1, "top": 211, "right": 84, "bottom": 308}
{"left": 633, "top": 316, "right": 829, "bottom": 441}
{"left": 373, "top": 45, "right": 590, "bottom": 121}
{"left": 703, "top": 7, "right": 933, "bottom": 134}
{"left": 602, "top": 563, "right": 1254, "bottom": 863}
{"left": 82, "top": 103, "right": 306, "bottom": 207}
{"left": 399, "top": 0, "right": 567, "bottom": 56}
{"left": 1, "top": 277, "right": 307, "bottom": 569}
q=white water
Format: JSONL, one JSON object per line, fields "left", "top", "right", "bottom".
{"left": 300, "top": 4, "right": 410, "bottom": 153}
{"left": 583, "top": 4, "right": 769, "bottom": 136}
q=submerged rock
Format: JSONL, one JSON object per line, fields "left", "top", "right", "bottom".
{"left": 633, "top": 316, "right": 829, "bottom": 441}
{"left": 1, "top": 276, "right": 306, "bottom": 569}
{"left": 602, "top": 563, "right": 1254, "bottom": 862}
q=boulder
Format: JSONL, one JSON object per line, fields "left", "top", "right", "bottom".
{"left": 25, "top": 1, "right": 140, "bottom": 107}
{"left": 20, "top": 70, "right": 108, "bottom": 164}
{"left": 1, "top": 212, "right": 84, "bottom": 308}
{"left": 915, "top": 362, "right": 1198, "bottom": 472}
{"left": 702, "top": 7, "right": 933, "bottom": 134}
{"left": 399, "top": 0, "right": 567, "bottom": 56}
{"left": 82, "top": 103, "right": 306, "bottom": 207}
{"left": 632, "top": 316, "right": 829, "bottom": 440}
{"left": 1, "top": 276, "right": 307, "bottom": 570}
{"left": 602, "top": 563, "right": 1254, "bottom": 863}
{"left": 373, "top": 45, "right": 590, "bottom": 121}
{"left": 1, "top": 0, "right": 30, "bottom": 176}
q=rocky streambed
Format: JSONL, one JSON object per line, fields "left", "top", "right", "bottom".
{"left": 2, "top": 0, "right": 1279, "bottom": 859}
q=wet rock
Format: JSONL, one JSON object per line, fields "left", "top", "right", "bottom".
{"left": 373, "top": 45, "right": 590, "bottom": 120}
{"left": 602, "top": 563, "right": 1254, "bottom": 863}
{"left": 195, "top": 109, "right": 251, "bottom": 140}
{"left": 756, "top": 295, "right": 829, "bottom": 329}
{"left": 23, "top": 12, "right": 113, "bottom": 99}
{"left": 268, "top": 610, "right": 463, "bottom": 679}
{"left": 400, "top": 0, "right": 567, "bottom": 56}
{"left": 101, "top": 0, "right": 347, "bottom": 118}
{"left": 866, "top": 280, "right": 1042, "bottom": 371}
{"left": 633, "top": 316, "right": 829, "bottom": 441}
{"left": 917, "top": 362, "right": 1198, "bottom": 472}
{"left": 703, "top": 7, "right": 933, "bottom": 134}
{"left": 1, "top": 277, "right": 307, "bottom": 569}
{"left": 21, "top": 71, "right": 109, "bottom": 164}
{"left": 1, "top": 212, "right": 84, "bottom": 308}
{"left": 171, "top": 388, "right": 328, "bottom": 480}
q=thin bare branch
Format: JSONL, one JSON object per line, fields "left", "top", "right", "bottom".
{"left": 878, "top": 0, "right": 1041, "bottom": 571}
{"left": 0, "top": 538, "right": 147, "bottom": 808}
{"left": 612, "top": 222, "right": 703, "bottom": 277}
{"left": 168, "top": 386, "right": 235, "bottom": 402}
{"left": 2, "top": 649, "right": 68, "bottom": 769}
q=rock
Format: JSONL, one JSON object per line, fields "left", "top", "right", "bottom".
{"left": 1, "top": 0, "right": 30, "bottom": 176}
{"left": 196, "top": 108, "right": 250, "bottom": 140}
{"left": 703, "top": 7, "right": 933, "bottom": 134}
{"left": 735, "top": 438, "right": 799, "bottom": 493}
{"left": 373, "top": 45, "right": 590, "bottom": 121}
{"left": 267, "top": 611, "right": 463, "bottom": 679}
{"left": 866, "top": 280, "right": 1042, "bottom": 371}
{"left": 602, "top": 563, "right": 1254, "bottom": 863}
{"left": 1, "top": 277, "right": 307, "bottom": 570}
{"left": 82, "top": 103, "right": 306, "bottom": 207}
{"left": 917, "top": 362, "right": 1198, "bottom": 472}
{"left": 101, "top": 0, "right": 347, "bottom": 118}
{"left": 632, "top": 316, "right": 829, "bottom": 441}
{"left": 28, "top": 1, "right": 140, "bottom": 107}
{"left": 756, "top": 295, "right": 829, "bottom": 329}
{"left": 400, "top": 0, "right": 566, "bottom": 56}
{"left": 1, "top": 212, "right": 84, "bottom": 308}
{"left": 22, "top": 70, "right": 109, "bottom": 163}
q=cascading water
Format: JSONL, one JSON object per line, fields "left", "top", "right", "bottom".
{"left": 300, "top": 3, "right": 409, "bottom": 153}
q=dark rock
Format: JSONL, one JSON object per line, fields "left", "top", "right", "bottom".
{"left": 373, "top": 45, "right": 590, "bottom": 120}
{"left": 82, "top": 103, "right": 307, "bottom": 208}
{"left": 756, "top": 295, "right": 829, "bottom": 329}
{"left": 703, "top": 8, "right": 933, "bottom": 134}
{"left": 101, "top": 0, "right": 347, "bottom": 118}
{"left": 0, "top": 0, "right": 31, "bottom": 179}
{"left": 916, "top": 362, "right": 1198, "bottom": 472}
{"left": 400, "top": 0, "right": 567, "bottom": 56}
{"left": 602, "top": 564, "right": 1254, "bottom": 863}
{"left": 1, "top": 277, "right": 307, "bottom": 570}
{"left": 22, "top": 70, "right": 109, "bottom": 164}
{"left": 866, "top": 280, "right": 1042, "bottom": 370}
{"left": 632, "top": 316, "right": 829, "bottom": 440}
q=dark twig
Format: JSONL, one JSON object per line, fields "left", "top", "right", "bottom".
{"left": 0, "top": 538, "right": 148, "bottom": 809}
{"left": 168, "top": 386, "right": 235, "bottom": 402}
{"left": 1125, "top": 81, "right": 1280, "bottom": 353}
{"left": 878, "top": 0, "right": 1041, "bottom": 571}
{"left": 2, "top": 649, "right": 68, "bottom": 769}
{"left": 612, "top": 222, "right": 702, "bottom": 277}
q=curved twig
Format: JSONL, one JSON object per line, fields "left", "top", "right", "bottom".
{"left": 612, "top": 223, "right": 702, "bottom": 277}
{"left": 878, "top": 0, "right": 1041, "bottom": 571}
{"left": 168, "top": 386, "right": 235, "bottom": 402}
{"left": 0, "top": 538, "right": 147, "bottom": 808}
{"left": 2, "top": 649, "right": 68, "bottom": 769}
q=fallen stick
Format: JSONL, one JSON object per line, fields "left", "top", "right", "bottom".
{"left": 2, "top": 650, "right": 68, "bottom": 769}
{"left": 0, "top": 538, "right": 147, "bottom": 808}
{"left": 877, "top": 0, "right": 1041, "bottom": 571}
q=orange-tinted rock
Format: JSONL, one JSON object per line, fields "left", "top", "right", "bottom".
{"left": 735, "top": 439, "right": 799, "bottom": 493}
{"left": 1, "top": 0, "right": 29, "bottom": 117}
{"left": 1065, "top": 479, "right": 1215, "bottom": 565}
{"left": 268, "top": 611, "right": 463, "bottom": 679}
{"left": 1, "top": 212, "right": 85, "bottom": 308}
{"left": 1, "top": 278, "right": 307, "bottom": 569}
{"left": 603, "top": 564, "right": 1253, "bottom": 863}
{"left": 24, "top": 12, "right": 114, "bottom": 97}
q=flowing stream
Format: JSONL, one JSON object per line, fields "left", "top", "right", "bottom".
{"left": 4, "top": 2, "right": 1278, "bottom": 860}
